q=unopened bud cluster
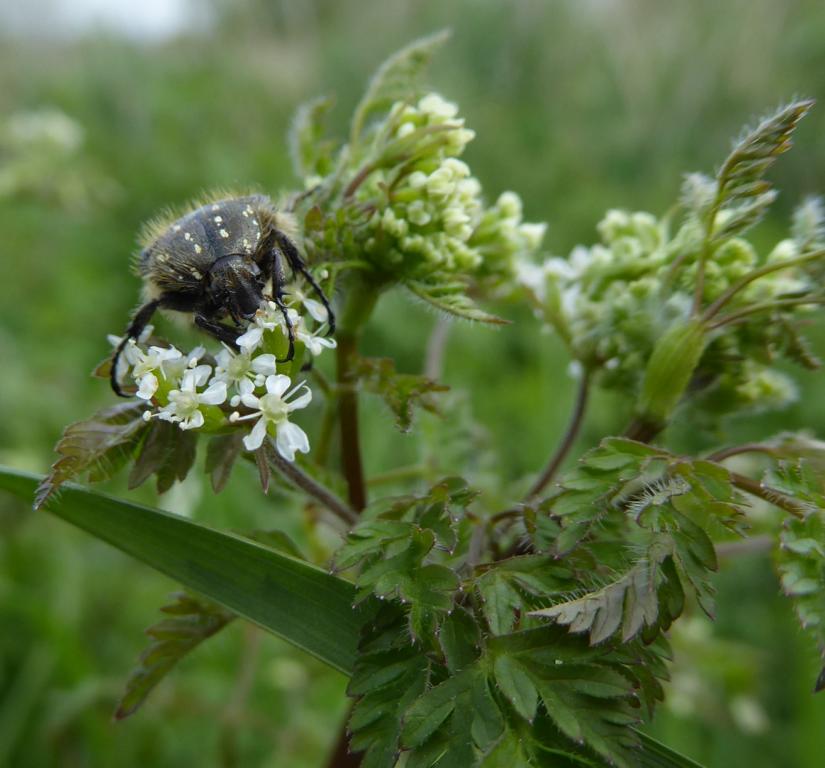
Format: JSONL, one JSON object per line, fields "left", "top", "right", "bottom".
{"left": 519, "top": 201, "right": 824, "bottom": 417}
{"left": 350, "top": 93, "right": 546, "bottom": 284}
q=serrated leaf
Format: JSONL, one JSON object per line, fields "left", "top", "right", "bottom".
{"left": 493, "top": 655, "right": 538, "bottom": 722}
{"left": 115, "top": 592, "right": 234, "bottom": 719}
{"left": 355, "top": 355, "right": 448, "bottom": 432}
{"left": 772, "top": 460, "right": 825, "bottom": 690}
{"left": 439, "top": 608, "right": 481, "bottom": 673}
{"left": 477, "top": 570, "right": 522, "bottom": 635}
{"left": 406, "top": 276, "right": 509, "bottom": 325}
{"left": 350, "top": 30, "right": 450, "bottom": 145}
{"left": 128, "top": 420, "right": 197, "bottom": 494}
{"left": 710, "top": 100, "right": 813, "bottom": 238}
{"left": 205, "top": 432, "right": 244, "bottom": 493}
{"left": 35, "top": 402, "right": 149, "bottom": 509}
{"left": 289, "top": 95, "right": 338, "bottom": 180}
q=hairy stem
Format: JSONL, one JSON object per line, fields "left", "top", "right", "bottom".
{"left": 267, "top": 443, "right": 358, "bottom": 525}
{"left": 729, "top": 471, "right": 806, "bottom": 519}
{"left": 526, "top": 371, "right": 590, "bottom": 499}
{"left": 424, "top": 316, "right": 451, "bottom": 380}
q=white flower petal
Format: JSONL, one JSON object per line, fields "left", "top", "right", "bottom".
{"left": 286, "top": 385, "right": 312, "bottom": 411}
{"left": 182, "top": 410, "right": 205, "bottom": 430}
{"left": 243, "top": 417, "right": 268, "bottom": 451}
{"left": 237, "top": 326, "right": 263, "bottom": 352}
{"left": 188, "top": 345, "right": 206, "bottom": 364}
{"left": 240, "top": 392, "right": 260, "bottom": 409}
{"left": 250, "top": 354, "right": 277, "bottom": 375}
{"left": 237, "top": 378, "right": 255, "bottom": 396}
{"left": 303, "top": 297, "right": 329, "bottom": 323}
{"left": 275, "top": 421, "right": 309, "bottom": 462}
{"left": 180, "top": 369, "right": 198, "bottom": 392}
{"left": 191, "top": 364, "right": 212, "bottom": 387}
{"left": 136, "top": 372, "right": 158, "bottom": 400}
{"left": 215, "top": 347, "right": 232, "bottom": 368}
{"left": 199, "top": 381, "right": 227, "bottom": 406}
{"left": 265, "top": 374, "right": 292, "bottom": 397}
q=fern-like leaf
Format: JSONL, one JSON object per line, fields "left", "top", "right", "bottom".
{"left": 114, "top": 592, "right": 234, "bottom": 719}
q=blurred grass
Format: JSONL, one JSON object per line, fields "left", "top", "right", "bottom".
{"left": 3, "top": 0, "right": 825, "bottom": 765}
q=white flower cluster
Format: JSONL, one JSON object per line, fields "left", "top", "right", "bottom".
{"left": 359, "top": 93, "right": 545, "bottom": 279}
{"left": 109, "top": 289, "right": 336, "bottom": 461}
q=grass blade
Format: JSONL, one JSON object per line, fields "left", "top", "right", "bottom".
{"left": 0, "top": 467, "right": 358, "bottom": 674}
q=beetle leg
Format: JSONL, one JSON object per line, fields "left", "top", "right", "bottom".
{"left": 266, "top": 244, "right": 296, "bottom": 363}
{"left": 194, "top": 315, "right": 244, "bottom": 348}
{"left": 272, "top": 231, "right": 336, "bottom": 335}
{"left": 111, "top": 299, "right": 160, "bottom": 397}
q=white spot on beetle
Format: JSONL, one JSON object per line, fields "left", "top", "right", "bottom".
{"left": 219, "top": 228, "right": 229, "bottom": 238}
{"left": 194, "top": 244, "right": 202, "bottom": 254}
{"left": 213, "top": 215, "right": 223, "bottom": 224}
{"left": 211, "top": 204, "right": 220, "bottom": 212}
{"left": 172, "top": 224, "right": 182, "bottom": 232}
{"left": 156, "top": 253, "right": 168, "bottom": 262}
{"left": 242, "top": 238, "right": 251, "bottom": 251}
{"left": 184, "top": 232, "right": 192, "bottom": 241}
{"left": 191, "top": 269, "right": 202, "bottom": 279}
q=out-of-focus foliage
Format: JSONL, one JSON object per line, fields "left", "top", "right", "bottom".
{"left": 4, "top": 1, "right": 825, "bottom": 766}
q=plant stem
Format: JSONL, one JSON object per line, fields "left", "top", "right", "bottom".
{"left": 701, "top": 248, "right": 825, "bottom": 322}
{"left": 525, "top": 371, "right": 590, "bottom": 499}
{"left": 336, "top": 277, "right": 380, "bottom": 511}
{"left": 267, "top": 444, "right": 358, "bottom": 525}
{"left": 623, "top": 417, "right": 664, "bottom": 444}
{"left": 729, "top": 471, "right": 806, "bottom": 519}
{"left": 337, "top": 334, "right": 367, "bottom": 512}
{"left": 707, "top": 295, "right": 825, "bottom": 330}
{"left": 424, "top": 316, "right": 451, "bottom": 380}
{"left": 716, "top": 535, "right": 773, "bottom": 560}
{"left": 706, "top": 443, "right": 777, "bottom": 462}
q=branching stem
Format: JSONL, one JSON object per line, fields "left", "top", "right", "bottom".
{"left": 525, "top": 371, "right": 590, "bottom": 499}
{"left": 267, "top": 444, "right": 358, "bottom": 525}
{"left": 702, "top": 248, "right": 825, "bottom": 322}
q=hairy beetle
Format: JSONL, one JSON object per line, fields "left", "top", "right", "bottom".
{"left": 110, "top": 194, "right": 333, "bottom": 396}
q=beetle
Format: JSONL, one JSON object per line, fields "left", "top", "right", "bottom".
{"left": 110, "top": 194, "right": 334, "bottom": 397}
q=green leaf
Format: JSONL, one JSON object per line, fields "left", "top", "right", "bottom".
{"left": 771, "top": 460, "right": 825, "bottom": 690}
{"left": 406, "top": 275, "right": 509, "bottom": 325}
{"left": 289, "top": 95, "right": 338, "bottom": 180}
{"left": 493, "top": 655, "right": 538, "bottom": 722}
{"left": 350, "top": 30, "right": 450, "bottom": 145}
{"left": 1, "top": 468, "right": 359, "bottom": 674}
{"left": 710, "top": 100, "right": 813, "bottom": 239}
{"left": 1, "top": 468, "right": 706, "bottom": 768}
{"left": 115, "top": 592, "right": 234, "bottom": 719}
{"left": 355, "top": 355, "right": 449, "bottom": 432}
{"left": 35, "top": 401, "right": 149, "bottom": 509}
{"left": 128, "top": 419, "right": 198, "bottom": 494}
{"left": 204, "top": 432, "right": 244, "bottom": 493}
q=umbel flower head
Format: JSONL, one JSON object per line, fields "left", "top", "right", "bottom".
{"left": 109, "top": 279, "right": 334, "bottom": 462}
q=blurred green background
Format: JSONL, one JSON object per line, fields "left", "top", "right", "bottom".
{"left": 2, "top": 0, "right": 825, "bottom": 766}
